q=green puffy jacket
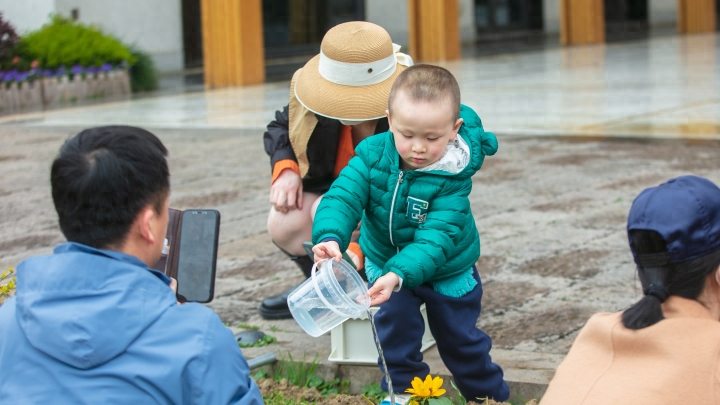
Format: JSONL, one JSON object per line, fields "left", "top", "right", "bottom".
{"left": 312, "top": 105, "right": 498, "bottom": 289}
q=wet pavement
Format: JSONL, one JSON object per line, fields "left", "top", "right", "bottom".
{"left": 1, "top": 32, "right": 720, "bottom": 401}
{"left": 1, "top": 33, "right": 719, "bottom": 140}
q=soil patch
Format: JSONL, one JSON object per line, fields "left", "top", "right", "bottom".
{"left": 16, "top": 136, "right": 64, "bottom": 145}
{"left": 172, "top": 191, "right": 240, "bottom": 208}
{"left": 518, "top": 250, "right": 609, "bottom": 278}
{"left": 575, "top": 211, "right": 627, "bottom": 230}
{"left": 476, "top": 255, "right": 506, "bottom": 277}
{"left": 0, "top": 234, "right": 62, "bottom": 254}
{"left": 531, "top": 197, "right": 592, "bottom": 212}
{"left": 599, "top": 173, "right": 667, "bottom": 190}
{"left": 258, "top": 378, "right": 325, "bottom": 403}
{"left": 221, "top": 254, "right": 289, "bottom": 280}
{"left": 481, "top": 305, "right": 593, "bottom": 348}
{"left": 473, "top": 166, "right": 524, "bottom": 183}
{"left": 539, "top": 153, "right": 605, "bottom": 166}
{"left": 256, "top": 378, "right": 536, "bottom": 405}
{"left": 482, "top": 281, "right": 550, "bottom": 315}
{"left": 598, "top": 139, "right": 720, "bottom": 172}
{"left": 0, "top": 155, "right": 25, "bottom": 162}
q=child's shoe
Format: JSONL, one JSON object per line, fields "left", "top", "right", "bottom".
{"left": 379, "top": 394, "right": 411, "bottom": 405}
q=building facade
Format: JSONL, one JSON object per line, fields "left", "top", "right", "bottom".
{"left": 1, "top": 0, "right": 716, "bottom": 79}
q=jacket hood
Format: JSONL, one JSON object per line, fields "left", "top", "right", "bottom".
{"left": 453, "top": 104, "right": 498, "bottom": 179}
{"left": 14, "top": 242, "right": 176, "bottom": 370}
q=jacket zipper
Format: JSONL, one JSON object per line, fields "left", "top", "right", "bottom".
{"left": 389, "top": 171, "right": 404, "bottom": 251}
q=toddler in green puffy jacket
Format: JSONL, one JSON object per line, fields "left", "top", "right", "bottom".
{"left": 312, "top": 64, "right": 509, "bottom": 403}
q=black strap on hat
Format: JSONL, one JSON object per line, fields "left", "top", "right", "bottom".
{"left": 644, "top": 284, "right": 669, "bottom": 302}
{"left": 636, "top": 252, "right": 672, "bottom": 268}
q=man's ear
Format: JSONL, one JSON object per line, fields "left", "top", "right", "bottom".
{"left": 385, "top": 109, "right": 393, "bottom": 132}
{"left": 135, "top": 206, "right": 156, "bottom": 245}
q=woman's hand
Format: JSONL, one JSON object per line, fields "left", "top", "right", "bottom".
{"left": 270, "top": 169, "right": 303, "bottom": 213}
{"left": 366, "top": 272, "right": 400, "bottom": 306}
{"left": 312, "top": 241, "right": 342, "bottom": 263}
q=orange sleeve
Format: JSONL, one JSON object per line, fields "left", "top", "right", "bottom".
{"left": 272, "top": 159, "right": 301, "bottom": 184}
{"left": 347, "top": 242, "right": 364, "bottom": 270}
{"left": 333, "top": 125, "right": 356, "bottom": 178}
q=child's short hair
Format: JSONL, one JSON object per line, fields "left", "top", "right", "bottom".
{"left": 388, "top": 64, "right": 460, "bottom": 122}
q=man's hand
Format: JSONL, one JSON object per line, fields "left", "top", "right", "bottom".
{"left": 169, "top": 277, "right": 183, "bottom": 305}
{"left": 366, "top": 272, "right": 400, "bottom": 306}
{"left": 312, "top": 241, "right": 342, "bottom": 263}
{"left": 270, "top": 169, "right": 303, "bottom": 213}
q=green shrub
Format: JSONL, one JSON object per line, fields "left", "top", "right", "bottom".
{"left": 129, "top": 47, "right": 158, "bottom": 92}
{"left": 0, "top": 267, "right": 16, "bottom": 305}
{"left": 16, "top": 15, "right": 135, "bottom": 69}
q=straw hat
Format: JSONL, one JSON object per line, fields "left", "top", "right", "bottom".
{"left": 294, "top": 21, "right": 413, "bottom": 121}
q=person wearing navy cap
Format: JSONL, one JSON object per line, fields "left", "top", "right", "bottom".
{"left": 541, "top": 175, "right": 720, "bottom": 405}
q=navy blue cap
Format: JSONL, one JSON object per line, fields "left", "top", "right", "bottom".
{"left": 627, "top": 175, "right": 720, "bottom": 265}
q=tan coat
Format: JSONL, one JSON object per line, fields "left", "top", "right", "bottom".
{"left": 540, "top": 296, "right": 720, "bottom": 404}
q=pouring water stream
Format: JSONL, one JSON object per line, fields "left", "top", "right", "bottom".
{"left": 368, "top": 309, "right": 394, "bottom": 405}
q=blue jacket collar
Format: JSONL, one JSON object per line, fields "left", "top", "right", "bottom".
{"left": 54, "top": 242, "right": 171, "bottom": 284}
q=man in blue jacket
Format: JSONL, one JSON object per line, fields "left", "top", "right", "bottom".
{"left": 0, "top": 126, "right": 263, "bottom": 405}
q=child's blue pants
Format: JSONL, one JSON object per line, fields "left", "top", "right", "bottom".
{"left": 370, "top": 267, "right": 510, "bottom": 402}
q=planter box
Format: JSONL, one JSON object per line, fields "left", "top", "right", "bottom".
{"left": 0, "top": 70, "right": 131, "bottom": 114}
{"left": 329, "top": 304, "right": 436, "bottom": 365}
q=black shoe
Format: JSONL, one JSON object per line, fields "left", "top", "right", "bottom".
{"left": 258, "top": 283, "right": 302, "bottom": 320}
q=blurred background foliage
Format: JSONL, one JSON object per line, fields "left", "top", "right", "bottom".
{"left": 14, "top": 15, "right": 135, "bottom": 69}
{"left": 1, "top": 13, "right": 156, "bottom": 92}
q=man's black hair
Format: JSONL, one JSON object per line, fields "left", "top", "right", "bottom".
{"left": 51, "top": 125, "right": 169, "bottom": 249}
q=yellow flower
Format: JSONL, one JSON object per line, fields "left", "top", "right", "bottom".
{"left": 405, "top": 374, "right": 446, "bottom": 398}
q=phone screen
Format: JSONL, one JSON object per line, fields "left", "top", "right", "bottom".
{"left": 176, "top": 210, "right": 220, "bottom": 303}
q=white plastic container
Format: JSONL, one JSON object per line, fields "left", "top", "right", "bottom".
{"left": 287, "top": 259, "right": 371, "bottom": 337}
{"left": 328, "top": 304, "right": 436, "bottom": 364}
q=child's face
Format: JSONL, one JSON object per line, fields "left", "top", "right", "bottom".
{"left": 387, "top": 90, "right": 463, "bottom": 171}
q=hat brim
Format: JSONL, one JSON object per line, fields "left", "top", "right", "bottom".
{"left": 294, "top": 54, "right": 407, "bottom": 121}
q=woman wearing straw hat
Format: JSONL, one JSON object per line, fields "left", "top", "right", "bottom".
{"left": 540, "top": 175, "right": 720, "bottom": 404}
{"left": 261, "top": 21, "right": 413, "bottom": 320}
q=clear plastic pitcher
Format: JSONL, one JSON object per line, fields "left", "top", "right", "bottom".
{"left": 287, "top": 258, "right": 370, "bottom": 337}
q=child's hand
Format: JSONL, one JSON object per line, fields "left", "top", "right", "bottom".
{"left": 366, "top": 272, "right": 400, "bottom": 306}
{"left": 312, "top": 241, "right": 342, "bottom": 263}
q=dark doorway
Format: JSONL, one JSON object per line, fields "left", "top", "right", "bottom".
{"left": 605, "top": 0, "right": 649, "bottom": 42}
{"left": 182, "top": 0, "right": 203, "bottom": 69}
{"left": 263, "top": 0, "right": 364, "bottom": 81}
{"left": 467, "top": 0, "right": 546, "bottom": 58}
{"left": 474, "top": 0, "right": 543, "bottom": 38}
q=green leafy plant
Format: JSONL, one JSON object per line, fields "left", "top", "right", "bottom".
{"left": 308, "top": 376, "right": 349, "bottom": 396}
{"left": 239, "top": 334, "right": 276, "bottom": 348}
{"left": 449, "top": 379, "right": 466, "bottom": 405}
{"left": 15, "top": 15, "right": 135, "bottom": 69}
{"left": 0, "top": 267, "right": 16, "bottom": 305}
{"left": 361, "top": 382, "right": 388, "bottom": 404}
{"left": 252, "top": 369, "right": 269, "bottom": 380}
{"left": 273, "top": 352, "right": 319, "bottom": 388}
{"left": 263, "top": 392, "right": 312, "bottom": 405}
{"left": 237, "top": 323, "right": 260, "bottom": 330}
{"left": 129, "top": 47, "right": 157, "bottom": 92}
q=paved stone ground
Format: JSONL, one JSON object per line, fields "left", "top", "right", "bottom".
{"left": 2, "top": 125, "right": 720, "bottom": 397}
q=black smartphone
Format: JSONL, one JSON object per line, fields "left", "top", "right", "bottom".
{"left": 175, "top": 209, "right": 220, "bottom": 303}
